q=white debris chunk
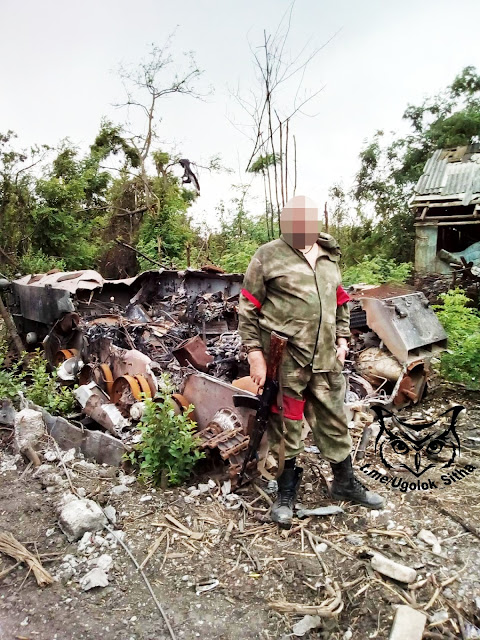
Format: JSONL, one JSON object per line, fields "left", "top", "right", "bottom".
{"left": 110, "top": 484, "right": 130, "bottom": 497}
{"left": 371, "top": 553, "right": 417, "bottom": 584}
{"left": 91, "top": 554, "right": 113, "bottom": 572}
{"left": 389, "top": 605, "right": 426, "bottom": 640}
{"left": 80, "top": 567, "right": 109, "bottom": 591}
{"left": 292, "top": 615, "right": 321, "bottom": 636}
{"left": 417, "top": 528, "right": 442, "bottom": 554}
{"left": 14, "top": 409, "right": 45, "bottom": 451}
{"left": 103, "top": 505, "right": 117, "bottom": 524}
{"left": 58, "top": 495, "right": 107, "bottom": 542}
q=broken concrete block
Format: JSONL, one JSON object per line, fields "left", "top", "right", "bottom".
{"left": 58, "top": 495, "right": 107, "bottom": 542}
{"left": 389, "top": 605, "right": 426, "bottom": 640}
{"left": 80, "top": 567, "right": 109, "bottom": 590}
{"left": 14, "top": 408, "right": 45, "bottom": 451}
{"left": 371, "top": 552, "right": 417, "bottom": 584}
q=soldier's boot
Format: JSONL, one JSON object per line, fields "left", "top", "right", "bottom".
{"left": 330, "top": 455, "right": 385, "bottom": 509}
{"left": 271, "top": 467, "right": 303, "bottom": 528}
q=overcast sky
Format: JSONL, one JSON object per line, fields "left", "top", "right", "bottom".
{"left": 2, "top": 0, "right": 480, "bottom": 230}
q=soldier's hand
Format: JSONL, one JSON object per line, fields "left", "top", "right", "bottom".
{"left": 336, "top": 344, "right": 348, "bottom": 365}
{"left": 248, "top": 350, "right": 267, "bottom": 389}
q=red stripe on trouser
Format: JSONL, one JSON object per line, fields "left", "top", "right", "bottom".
{"left": 271, "top": 394, "right": 305, "bottom": 420}
{"left": 336, "top": 285, "right": 350, "bottom": 306}
{"left": 241, "top": 288, "right": 262, "bottom": 310}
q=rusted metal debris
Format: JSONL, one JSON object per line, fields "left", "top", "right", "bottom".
{"left": 1, "top": 268, "right": 448, "bottom": 479}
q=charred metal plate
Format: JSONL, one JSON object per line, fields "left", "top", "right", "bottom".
{"left": 182, "top": 373, "right": 257, "bottom": 431}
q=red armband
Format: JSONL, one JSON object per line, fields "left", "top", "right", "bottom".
{"left": 336, "top": 285, "right": 350, "bottom": 306}
{"left": 241, "top": 288, "right": 262, "bottom": 310}
{"left": 271, "top": 395, "right": 305, "bottom": 421}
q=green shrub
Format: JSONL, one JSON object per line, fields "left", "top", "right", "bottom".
{"left": 342, "top": 256, "right": 412, "bottom": 287}
{"left": 0, "top": 341, "right": 25, "bottom": 401}
{"left": 25, "top": 351, "right": 77, "bottom": 414}
{"left": 433, "top": 289, "right": 480, "bottom": 388}
{"left": 17, "top": 249, "right": 67, "bottom": 275}
{"left": 128, "top": 377, "right": 204, "bottom": 487}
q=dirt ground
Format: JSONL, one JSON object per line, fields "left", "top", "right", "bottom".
{"left": 1, "top": 383, "right": 480, "bottom": 640}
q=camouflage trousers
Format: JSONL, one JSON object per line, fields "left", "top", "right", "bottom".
{"left": 268, "top": 350, "right": 352, "bottom": 464}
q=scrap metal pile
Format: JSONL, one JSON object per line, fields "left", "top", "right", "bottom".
{"left": 4, "top": 270, "right": 448, "bottom": 483}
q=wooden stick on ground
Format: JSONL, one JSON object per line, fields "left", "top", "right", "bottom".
{"left": 0, "top": 532, "right": 52, "bottom": 587}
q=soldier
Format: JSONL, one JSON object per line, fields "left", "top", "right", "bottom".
{"left": 238, "top": 195, "right": 384, "bottom": 527}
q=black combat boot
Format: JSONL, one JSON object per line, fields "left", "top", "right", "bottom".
{"left": 330, "top": 455, "right": 385, "bottom": 509}
{"left": 271, "top": 467, "right": 303, "bottom": 527}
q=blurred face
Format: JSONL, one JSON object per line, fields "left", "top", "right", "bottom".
{"left": 280, "top": 195, "right": 320, "bottom": 249}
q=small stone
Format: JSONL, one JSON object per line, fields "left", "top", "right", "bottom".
{"left": 304, "top": 482, "right": 313, "bottom": 492}
{"left": 371, "top": 553, "right": 417, "bottom": 584}
{"left": 80, "top": 567, "right": 109, "bottom": 590}
{"left": 139, "top": 495, "right": 152, "bottom": 502}
{"left": 103, "top": 506, "right": 117, "bottom": 524}
{"left": 58, "top": 496, "right": 107, "bottom": 542}
{"left": 429, "top": 610, "right": 449, "bottom": 625}
{"left": 292, "top": 615, "right": 321, "bottom": 636}
{"left": 346, "top": 535, "right": 363, "bottom": 546}
{"left": 110, "top": 485, "right": 129, "bottom": 497}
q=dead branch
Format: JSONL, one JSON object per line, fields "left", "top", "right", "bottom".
{"left": 0, "top": 532, "right": 53, "bottom": 587}
{"left": 114, "top": 239, "right": 163, "bottom": 268}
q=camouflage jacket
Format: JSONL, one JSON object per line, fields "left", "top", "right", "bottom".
{"left": 238, "top": 233, "right": 350, "bottom": 372}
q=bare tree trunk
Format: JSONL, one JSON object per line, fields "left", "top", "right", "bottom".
{"left": 293, "top": 134, "right": 297, "bottom": 197}
{"left": 278, "top": 116, "right": 285, "bottom": 208}
{"left": 261, "top": 169, "right": 271, "bottom": 241}
{"left": 324, "top": 202, "right": 329, "bottom": 233}
{"left": 285, "top": 118, "right": 289, "bottom": 203}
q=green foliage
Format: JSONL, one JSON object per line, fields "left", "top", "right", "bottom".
{"left": 346, "top": 66, "right": 480, "bottom": 266}
{"left": 0, "top": 340, "right": 25, "bottom": 401}
{"left": 433, "top": 289, "right": 480, "bottom": 388}
{"left": 129, "top": 377, "right": 204, "bottom": 487}
{"left": 17, "top": 249, "right": 66, "bottom": 275}
{"left": 24, "top": 351, "right": 77, "bottom": 415}
{"left": 342, "top": 256, "right": 412, "bottom": 287}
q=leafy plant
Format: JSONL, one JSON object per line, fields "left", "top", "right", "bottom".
{"left": 129, "top": 377, "right": 204, "bottom": 487}
{"left": 342, "top": 256, "right": 412, "bottom": 287}
{"left": 0, "top": 340, "right": 25, "bottom": 401}
{"left": 433, "top": 289, "right": 480, "bottom": 388}
{"left": 24, "top": 351, "right": 77, "bottom": 415}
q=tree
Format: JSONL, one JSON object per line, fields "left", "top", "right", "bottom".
{"left": 232, "top": 5, "right": 331, "bottom": 234}
{"left": 350, "top": 66, "right": 480, "bottom": 264}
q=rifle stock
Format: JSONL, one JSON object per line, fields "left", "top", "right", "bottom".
{"left": 238, "top": 331, "right": 288, "bottom": 483}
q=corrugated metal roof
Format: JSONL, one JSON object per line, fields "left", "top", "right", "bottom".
{"left": 412, "top": 145, "right": 480, "bottom": 205}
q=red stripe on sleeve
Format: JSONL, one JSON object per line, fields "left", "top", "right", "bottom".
{"left": 241, "top": 288, "right": 262, "bottom": 310}
{"left": 336, "top": 285, "right": 350, "bottom": 306}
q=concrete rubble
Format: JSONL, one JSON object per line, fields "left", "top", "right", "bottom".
{"left": 58, "top": 493, "right": 108, "bottom": 542}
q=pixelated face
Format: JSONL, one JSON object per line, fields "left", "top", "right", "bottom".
{"left": 280, "top": 195, "right": 320, "bottom": 249}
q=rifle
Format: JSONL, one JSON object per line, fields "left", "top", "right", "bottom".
{"left": 233, "top": 331, "right": 288, "bottom": 485}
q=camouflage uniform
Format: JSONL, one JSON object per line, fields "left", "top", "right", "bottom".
{"left": 238, "top": 233, "right": 352, "bottom": 464}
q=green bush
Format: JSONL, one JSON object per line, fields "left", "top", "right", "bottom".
{"left": 25, "top": 351, "right": 77, "bottom": 415}
{"left": 128, "top": 376, "right": 204, "bottom": 487}
{"left": 0, "top": 343, "right": 77, "bottom": 414}
{"left": 342, "top": 256, "right": 412, "bottom": 287}
{"left": 433, "top": 289, "right": 480, "bottom": 388}
{"left": 17, "top": 249, "right": 67, "bottom": 275}
{"left": 0, "top": 341, "right": 25, "bottom": 401}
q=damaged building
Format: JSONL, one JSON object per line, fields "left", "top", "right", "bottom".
{"left": 2, "top": 267, "right": 446, "bottom": 482}
{"left": 411, "top": 144, "right": 480, "bottom": 275}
